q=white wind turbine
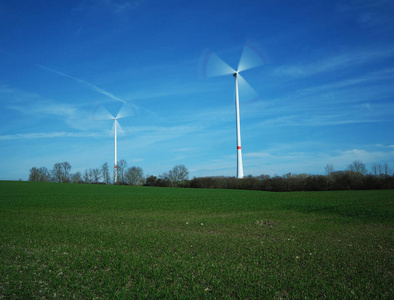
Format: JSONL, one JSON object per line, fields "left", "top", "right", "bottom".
{"left": 93, "top": 104, "right": 133, "bottom": 184}
{"left": 113, "top": 116, "right": 119, "bottom": 183}
{"left": 203, "top": 44, "right": 265, "bottom": 178}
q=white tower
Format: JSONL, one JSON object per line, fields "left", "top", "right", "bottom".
{"left": 233, "top": 72, "right": 244, "bottom": 179}
{"left": 114, "top": 118, "right": 118, "bottom": 184}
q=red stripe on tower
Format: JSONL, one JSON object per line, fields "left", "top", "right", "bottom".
{"left": 237, "top": 146, "right": 241, "bottom": 150}
{"left": 114, "top": 166, "right": 117, "bottom": 168}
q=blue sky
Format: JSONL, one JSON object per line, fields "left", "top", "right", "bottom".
{"left": 1, "top": 0, "right": 393, "bottom": 180}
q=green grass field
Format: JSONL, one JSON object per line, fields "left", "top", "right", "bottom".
{"left": 1, "top": 181, "right": 393, "bottom": 299}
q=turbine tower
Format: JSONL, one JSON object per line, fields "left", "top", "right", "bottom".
{"left": 233, "top": 72, "right": 244, "bottom": 179}
{"left": 113, "top": 117, "right": 118, "bottom": 184}
{"left": 94, "top": 104, "right": 134, "bottom": 185}
{"left": 201, "top": 44, "right": 265, "bottom": 178}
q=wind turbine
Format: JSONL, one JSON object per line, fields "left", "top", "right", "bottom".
{"left": 202, "top": 44, "right": 265, "bottom": 178}
{"left": 93, "top": 104, "right": 132, "bottom": 184}
{"left": 233, "top": 71, "right": 243, "bottom": 178}
{"left": 113, "top": 116, "right": 118, "bottom": 184}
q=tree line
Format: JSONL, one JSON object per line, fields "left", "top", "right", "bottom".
{"left": 183, "top": 161, "right": 394, "bottom": 191}
{"left": 29, "top": 160, "right": 393, "bottom": 191}
{"left": 28, "top": 160, "right": 189, "bottom": 187}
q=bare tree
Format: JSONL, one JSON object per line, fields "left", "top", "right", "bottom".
{"left": 383, "top": 163, "right": 392, "bottom": 177}
{"left": 101, "top": 162, "right": 111, "bottom": 184}
{"left": 52, "top": 163, "right": 63, "bottom": 183}
{"left": 29, "top": 167, "right": 51, "bottom": 182}
{"left": 29, "top": 167, "right": 40, "bottom": 181}
{"left": 88, "top": 169, "right": 94, "bottom": 183}
{"left": 347, "top": 160, "right": 367, "bottom": 175}
{"left": 61, "top": 161, "right": 71, "bottom": 183}
{"left": 91, "top": 168, "right": 102, "bottom": 183}
{"left": 83, "top": 169, "right": 90, "bottom": 183}
{"left": 161, "top": 165, "right": 189, "bottom": 187}
{"left": 38, "top": 167, "right": 51, "bottom": 182}
{"left": 117, "top": 159, "right": 127, "bottom": 184}
{"left": 51, "top": 162, "right": 72, "bottom": 183}
{"left": 371, "top": 163, "right": 384, "bottom": 176}
{"left": 70, "top": 172, "right": 82, "bottom": 183}
{"left": 125, "top": 166, "right": 144, "bottom": 185}
{"left": 325, "top": 163, "right": 334, "bottom": 175}
{"left": 324, "top": 163, "right": 335, "bottom": 189}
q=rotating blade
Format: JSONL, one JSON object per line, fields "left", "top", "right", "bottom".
{"left": 92, "top": 104, "right": 114, "bottom": 120}
{"left": 200, "top": 49, "right": 235, "bottom": 78}
{"left": 110, "top": 119, "right": 124, "bottom": 137}
{"left": 237, "top": 73, "right": 260, "bottom": 103}
{"left": 114, "top": 119, "right": 125, "bottom": 134}
{"left": 116, "top": 103, "right": 137, "bottom": 119}
{"left": 237, "top": 43, "right": 266, "bottom": 73}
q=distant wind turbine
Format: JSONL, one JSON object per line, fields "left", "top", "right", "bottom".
{"left": 93, "top": 104, "right": 131, "bottom": 184}
{"left": 202, "top": 44, "right": 266, "bottom": 178}
{"left": 113, "top": 116, "right": 118, "bottom": 183}
{"left": 233, "top": 71, "right": 243, "bottom": 178}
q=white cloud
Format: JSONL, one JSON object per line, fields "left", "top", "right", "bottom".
{"left": 376, "top": 144, "right": 394, "bottom": 149}
{"left": 287, "top": 68, "right": 394, "bottom": 100}
{"left": 8, "top": 102, "right": 78, "bottom": 118}
{"left": 242, "top": 66, "right": 394, "bottom": 128}
{"left": 0, "top": 131, "right": 99, "bottom": 141}
{"left": 36, "top": 65, "right": 129, "bottom": 105}
{"left": 75, "top": 0, "right": 144, "bottom": 16}
{"left": 121, "top": 124, "right": 203, "bottom": 148}
{"left": 36, "top": 65, "right": 156, "bottom": 117}
{"left": 337, "top": 0, "right": 394, "bottom": 29}
{"left": 273, "top": 48, "right": 394, "bottom": 77}
{"left": 244, "top": 151, "right": 272, "bottom": 158}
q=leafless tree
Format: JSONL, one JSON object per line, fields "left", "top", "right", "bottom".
{"left": 371, "top": 163, "right": 383, "bottom": 176}
{"left": 383, "top": 163, "right": 392, "bottom": 177}
{"left": 347, "top": 160, "right": 367, "bottom": 175}
{"left": 83, "top": 169, "right": 90, "bottom": 183}
{"left": 371, "top": 162, "right": 393, "bottom": 177}
{"left": 51, "top": 162, "right": 71, "bottom": 183}
{"left": 125, "top": 166, "right": 144, "bottom": 185}
{"left": 29, "top": 167, "right": 51, "bottom": 182}
{"left": 91, "top": 168, "right": 102, "bottom": 183}
{"left": 38, "top": 167, "right": 51, "bottom": 182}
{"left": 101, "top": 162, "right": 111, "bottom": 184}
{"left": 325, "top": 163, "right": 334, "bottom": 175}
{"left": 161, "top": 165, "right": 189, "bottom": 187}
{"left": 28, "top": 167, "right": 40, "bottom": 181}
{"left": 61, "top": 161, "right": 71, "bottom": 183}
{"left": 117, "top": 159, "right": 127, "bottom": 184}
{"left": 52, "top": 163, "right": 63, "bottom": 183}
{"left": 88, "top": 169, "right": 94, "bottom": 183}
{"left": 70, "top": 172, "right": 82, "bottom": 183}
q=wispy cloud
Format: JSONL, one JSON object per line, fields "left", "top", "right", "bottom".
{"left": 121, "top": 124, "right": 203, "bottom": 147}
{"left": 253, "top": 109, "right": 392, "bottom": 129}
{"left": 74, "top": 0, "right": 144, "bottom": 16}
{"left": 337, "top": 0, "right": 394, "bottom": 29}
{"left": 287, "top": 68, "right": 394, "bottom": 100}
{"left": 274, "top": 48, "right": 394, "bottom": 77}
{"left": 111, "top": 0, "right": 143, "bottom": 13}
{"left": 375, "top": 144, "right": 394, "bottom": 149}
{"left": 36, "top": 65, "right": 129, "bottom": 104}
{"left": 6, "top": 98, "right": 99, "bottom": 131}
{"left": 0, "top": 131, "right": 99, "bottom": 141}
{"left": 241, "top": 65, "right": 394, "bottom": 128}
{"left": 8, "top": 102, "right": 78, "bottom": 118}
{"left": 36, "top": 64, "right": 161, "bottom": 119}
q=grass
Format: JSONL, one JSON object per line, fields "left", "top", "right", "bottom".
{"left": 0, "top": 181, "right": 393, "bottom": 299}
